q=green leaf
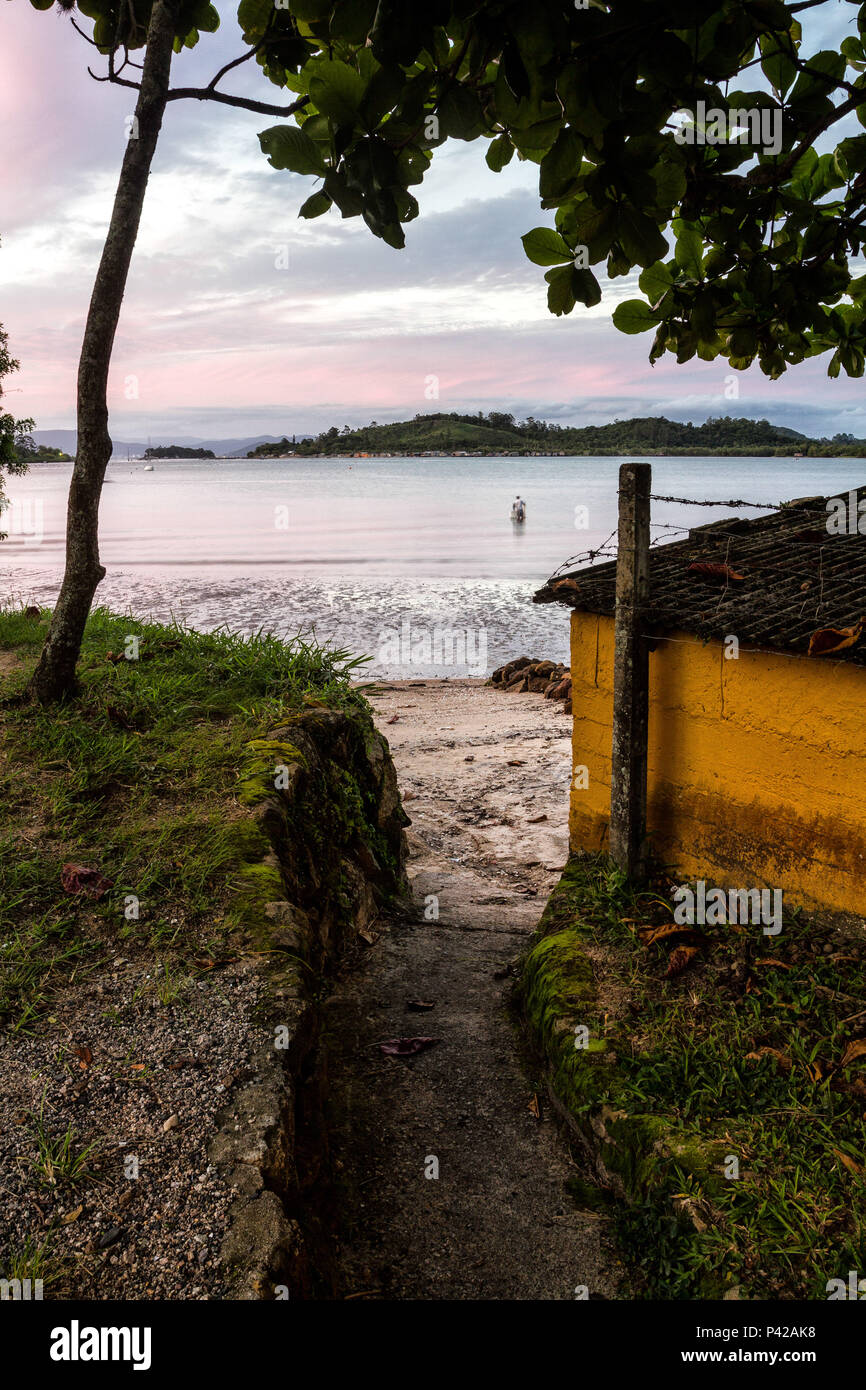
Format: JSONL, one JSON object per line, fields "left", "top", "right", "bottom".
{"left": 673, "top": 220, "right": 704, "bottom": 279}
{"left": 612, "top": 300, "right": 660, "bottom": 335}
{"left": 298, "top": 191, "right": 332, "bottom": 219}
{"left": 308, "top": 60, "right": 367, "bottom": 126}
{"left": 439, "top": 89, "right": 485, "bottom": 141}
{"left": 617, "top": 209, "right": 667, "bottom": 268}
{"left": 545, "top": 265, "right": 576, "bottom": 316}
{"left": 258, "top": 125, "right": 326, "bottom": 176}
{"left": 289, "top": 0, "right": 332, "bottom": 19}
{"left": 486, "top": 134, "right": 515, "bottom": 172}
{"left": 539, "top": 128, "right": 583, "bottom": 203}
{"left": 521, "top": 226, "right": 572, "bottom": 267}
{"left": 572, "top": 268, "right": 602, "bottom": 307}
{"left": 638, "top": 261, "right": 674, "bottom": 305}
{"left": 759, "top": 34, "right": 796, "bottom": 96}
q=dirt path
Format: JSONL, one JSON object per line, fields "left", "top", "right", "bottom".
{"left": 320, "top": 679, "right": 624, "bottom": 1300}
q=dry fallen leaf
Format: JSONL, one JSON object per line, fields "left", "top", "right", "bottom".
{"left": 646, "top": 924, "right": 706, "bottom": 948}
{"left": 745, "top": 1047, "right": 792, "bottom": 1073}
{"left": 808, "top": 618, "right": 865, "bottom": 657}
{"left": 60, "top": 1205, "right": 83, "bottom": 1225}
{"left": 833, "top": 1148, "right": 864, "bottom": 1177}
{"left": 688, "top": 561, "right": 746, "bottom": 582}
{"left": 665, "top": 945, "right": 700, "bottom": 977}
{"left": 377, "top": 1036, "right": 439, "bottom": 1057}
{"left": 755, "top": 958, "right": 791, "bottom": 970}
{"left": 72, "top": 1045, "right": 92, "bottom": 1069}
{"left": 841, "top": 1039, "right": 866, "bottom": 1068}
{"left": 528, "top": 1093, "right": 541, "bottom": 1120}
{"left": 60, "top": 863, "right": 114, "bottom": 900}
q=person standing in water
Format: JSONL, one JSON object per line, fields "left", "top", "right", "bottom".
{"left": 511, "top": 495, "right": 526, "bottom": 522}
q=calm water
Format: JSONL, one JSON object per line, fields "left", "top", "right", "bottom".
{"left": 2, "top": 456, "right": 863, "bottom": 676}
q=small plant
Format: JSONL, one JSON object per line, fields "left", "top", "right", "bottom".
{"left": 30, "top": 1094, "right": 98, "bottom": 1189}
{"left": 4, "top": 1235, "right": 58, "bottom": 1288}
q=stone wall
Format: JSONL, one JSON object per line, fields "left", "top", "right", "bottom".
{"left": 209, "top": 703, "right": 409, "bottom": 1298}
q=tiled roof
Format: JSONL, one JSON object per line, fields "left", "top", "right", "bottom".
{"left": 533, "top": 487, "right": 866, "bottom": 665}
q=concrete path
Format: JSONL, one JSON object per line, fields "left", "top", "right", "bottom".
{"left": 321, "top": 680, "right": 624, "bottom": 1300}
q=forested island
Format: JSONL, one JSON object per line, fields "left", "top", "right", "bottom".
{"left": 15, "top": 435, "right": 72, "bottom": 463}
{"left": 247, "top": 413, "right": 866, "bottom": 459}
{"left": 143, "top": 445, "right": 215, "bottom": 459}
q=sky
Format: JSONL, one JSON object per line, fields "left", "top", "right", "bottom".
{"left": 1, "top": 0, "right": 863, "bottom": 442}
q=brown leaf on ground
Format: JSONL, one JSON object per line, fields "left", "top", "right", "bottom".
{"left": 645, "top": 924, "right": 706, "bottom": 948}
{"left": 687, "top": 562, "right": 746, "bottom": 582}
{"left": 665, "top": 945, "right": 700, "bottom": 977}
{"left": 832, "top": 1148, "right": 864, "bottom": 1177}
{"left": 841, "top": 1039, "right": 866, "bottom": 1068}
{"left": 528, "top": 1093, "right": 541, "bottom": 1120}
{"left": 60, "top": 1205, "right": 83, "bottom": 1225}
{"left": 808, "top": 619, "right": 864, "bottom": 657}
{"left": 72, "top": 1046, "right": 92, "bottom": 1069}
{"left": 745, "top": 1047, "right": 792, "bottom": 1073}
{"left": 755, "top": 958, "right": 791, "bottom": 970}
{"left": 386, "top": 715, "right": 399, "bottom": 724}
{"left": 60, "top": 863, "right": 114, "bottom": 900}
{"left": 405, "top": 1000, "right": 435, "bottom": 1012}
{"left": 377, "top": 1036, "right": 439, "bottom": 1057}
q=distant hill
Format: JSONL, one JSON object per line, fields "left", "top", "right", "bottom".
{"left": 248, "top": 413, "right": 863, "bottom": 458}
{"left": 30, "top": 431, "right": 294, "bottom": 459}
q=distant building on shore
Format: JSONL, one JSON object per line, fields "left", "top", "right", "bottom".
{"left": 535, "top": 488, "right": 866, "bottom": 917}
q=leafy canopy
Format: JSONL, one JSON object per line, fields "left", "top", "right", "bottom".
{"left": 0, "top": 322, "right": 34, "bottom": 537}
{"left": 33, "top": 0, "right": 866, "bottom": 378}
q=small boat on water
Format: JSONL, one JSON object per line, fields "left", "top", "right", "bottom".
{"left": 143, "top": 465, "right": 154, "bottom": 472}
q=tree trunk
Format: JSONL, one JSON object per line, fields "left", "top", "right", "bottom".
{"left": 27, "top": 0, "right": 181, "bottom": 703}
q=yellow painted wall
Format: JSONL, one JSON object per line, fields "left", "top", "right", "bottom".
{"left": 569, "top": 611, "right": 866, "bottom": 915}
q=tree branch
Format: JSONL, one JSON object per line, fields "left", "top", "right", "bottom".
{"left": 205, "top": 43, "right": 263, "bottom": 91}
{"left": 165, "top": 87, "right": 310, "bottom": 117}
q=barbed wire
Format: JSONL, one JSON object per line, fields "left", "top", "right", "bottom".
{"left": 547, "top": 493, "right": 790, "bottom": 582}
{"left": 649, "top": 493, "right": 780, "bottom": 510}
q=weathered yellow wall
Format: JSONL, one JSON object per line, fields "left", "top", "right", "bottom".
{"left": 569, "top": 610, "right": 866, "bottom": 915}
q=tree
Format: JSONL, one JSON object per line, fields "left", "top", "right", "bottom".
{"left": 0, "top": 321, "right": 34, "bottom": 542}
{"left": 26, "top": 0, "right": 309, "bottom": 701}
{"left": 25, "top": 0, "right": 866, "bottom": 698}
{"left": 256, "top": 0, "right": 866, "bottom": 380}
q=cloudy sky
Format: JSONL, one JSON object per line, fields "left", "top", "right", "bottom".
{"left": 1, "top": 0, "right": 863, "bottom": 442}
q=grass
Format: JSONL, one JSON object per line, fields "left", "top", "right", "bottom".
{"left": 2, "top": 1235, "right": 61, "bottom": 1289}
{"left": 0, "top": 605, "right": 369, "bottom": 1032}
{"left": 520, "top": 853, "right": 866, "bottom": 1300}
{"left": 31, "top": 1118, "right": 99, "bottom": 1189}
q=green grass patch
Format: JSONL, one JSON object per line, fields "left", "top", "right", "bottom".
{"left": 0, "top": 605, "right": 369, "bottom": 1031}
{"left": 518, "top": 853, "right": 866, "bottom": 1300}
